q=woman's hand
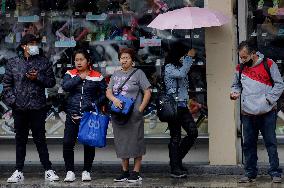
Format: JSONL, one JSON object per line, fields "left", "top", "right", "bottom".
{"left": 138, "top": 106, "right": 144, "bottom": 113}
{"left": 79, "top": 71, "right": 89, "bottom": 80}
{"left": 113, "top": 98, "right": 123, "bottom": 109}
{"left": 187, "top": 48, "right": 196, "bottom": 57}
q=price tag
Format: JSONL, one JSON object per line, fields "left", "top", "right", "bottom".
{"left": 108, "top": 11, "right": 114, "bottom": 14}
{"left": 58, "top": 87, "right": 63, "bottom": 94}
{"left": 117, "top": 11, "right": 122, "bottom": 14}
{"left": 194, "top": 35, "right": 199, "bottom": 39}
{"left": 167, "top": 36, "right": 172, "bottom": 39}
{"left": 196, "top": 88, "right": 202, "bottom": 92}
{"left": 41, "top": 12, "right": 45, "bottom": 16}
{"left": 155, "top": 59, "right": 161, "bottom": 66}
{"left": 41, "top": 36, "right": 47, "bottom": 43}
{"left": 57, "top": 64, "right": 62, "bottom": 68}
{"left": 262, "top": 33, "right": 267, "bottom": 37}
{"left": 75, "top": 12, "right": 80, "bottom": 16}
{"left": 147, "top": 9, "right": 153, "bottom": 14}
{"left": 276, "top": 60, "right": 282, "bottom": 64}
{"left": 197, "top": 61, "right": 204, "bottom": 65}
{"left": 185, "top": 35, "right": 191, "bottom": 39}
{"left": 67, "top": 64, "right": 72, "bottom": 68}
{"left": 6, "top": 13, "right": 10, "bottom": 18}
{"left": 93, "top": 64, "right": 99, "bottom": 68}
{"left": 87, "top": 12, "right": 92, "bottom": 15}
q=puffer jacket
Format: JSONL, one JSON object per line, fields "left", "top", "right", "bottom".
{"left": 231, "top": 52, "right": 284, "bottom": 115}
{"left": 62, "top": 69, "right": 106, "bottom": 115}
{"left": 2, "top": 54, "right": 56, "bottom": 110}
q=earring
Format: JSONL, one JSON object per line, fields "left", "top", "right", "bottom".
{"left": 132, "top": 62, "right": 135, "bottom": 67}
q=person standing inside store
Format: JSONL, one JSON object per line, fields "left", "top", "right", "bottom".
{"left": 164, "top": 47, "right": 198, "bottom": 178}
{"left": 106, "top": 48, "right": 151, "bottom": 183}
{"left": 62, "top": 49, "right": 107, "bottom": 182}
{"left": 230, "top": 39, "right": 284, "bottom": 183}
{"left": 2, "top": 34, "right": 59, "bottom": 183}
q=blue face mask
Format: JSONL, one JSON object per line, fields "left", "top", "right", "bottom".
{"left": 27, "top": 45, "right": 39, "bottom": 56}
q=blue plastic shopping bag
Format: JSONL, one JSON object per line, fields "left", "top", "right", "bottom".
{"left": 78, "top": 104, "right": 110, "bottom": 148}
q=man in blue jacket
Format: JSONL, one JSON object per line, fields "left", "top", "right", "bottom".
{"left": 2, "top": 34, "right": 59, "bottom": 183}
{"left": 231, "top": 39, "right": 284, "bottom": 183}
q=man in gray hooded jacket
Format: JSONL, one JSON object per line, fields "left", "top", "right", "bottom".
{"left": 231, "top": 39, "right": 284, "bottom": 183}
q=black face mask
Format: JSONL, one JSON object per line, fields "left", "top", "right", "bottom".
{"left": 246, "top": 59, "right": 253, "bottom": 67}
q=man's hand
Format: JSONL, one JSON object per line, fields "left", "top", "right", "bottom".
{"left": 230, "top": 92, "right": 240, "bottom": 100}
{"left": 26, "top": 70, "right": 38, "bottom": 81}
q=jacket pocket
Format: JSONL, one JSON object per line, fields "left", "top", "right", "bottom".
{"left": 242, "top": 94, "right": 274, "bottom": 115}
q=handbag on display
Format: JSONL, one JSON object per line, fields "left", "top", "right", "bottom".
{"left": 156, "top": 79, "right": 179, "bottom": 122}
{"left": 78, "top": 104, "right": 110, "bottom": 148}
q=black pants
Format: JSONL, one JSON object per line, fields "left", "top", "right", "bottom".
{"left": 13, "top": 108, "right": 52, "bottom": 171}
{"left": 168, "top": 107, "right": 198, "bottom": 169}
{"left": 63, "top": 114, "right": 96, "bottom": 172}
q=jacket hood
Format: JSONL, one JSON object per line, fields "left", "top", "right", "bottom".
{"left": 252, "top": 51, "right": 264, "bottom": 67}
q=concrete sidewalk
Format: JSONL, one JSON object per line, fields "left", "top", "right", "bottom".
{"left": 0, "top": 163, "right": 283, "bottom": 187}
{"left": 0, "top": 173, "right": 282, "bottom": 188}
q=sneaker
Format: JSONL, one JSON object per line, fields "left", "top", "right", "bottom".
{"left": 114, "top": 171, "right": 130, "bottom": 182}
{"left": 82, "top": 171, "right": 91, "bottom": 181}
{"left": 45, "top": 170, "right": 59, "bottom": 182}
{"left": 127, "top": 171, "right": 142, "bottom": 183}
{"left": 7, "top": 170, "right": 24, "bottom": 183}
{"left": 64, "top": 171, "right": 76, "bottom": 182}
{"left": 170, "top": 168, "right": 187, "bottom": 178}
{"left": 272, "top": 176, "right": 282, "bottom": 183}
{"left": 238, "top": 176, "right": 256, "bottom": 183}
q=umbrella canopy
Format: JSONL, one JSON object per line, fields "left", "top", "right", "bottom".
{"left": 147, "top": 7, "right": 230, "bottom": 30}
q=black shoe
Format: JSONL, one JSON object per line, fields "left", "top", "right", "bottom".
{"left": 179, "top": 163, "right": 188, "bottom": 174}
{"left": 127, "top": 171, "right": 142, "bottom": 183}
{"left": 272, "top": 176, "right": 282, "bottom": 183}
{"left": 238, "top": 176, "right": 256, "bottom": 183}
{"left": 114, "top": 171, "right": 130, "bottom": 182}
{"left": 170, "top": 168, "right": 187, "bottom": 178}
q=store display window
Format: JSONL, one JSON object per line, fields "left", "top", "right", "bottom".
{"left": 248, "top": 0, "right": 284, "bottom": 134}
{"left": 0, "top": 0, "right": 207, "bottom": 138}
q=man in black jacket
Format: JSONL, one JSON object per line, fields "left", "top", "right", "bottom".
{"left": 2, "top": 34, "right": 59, "bottom": 183}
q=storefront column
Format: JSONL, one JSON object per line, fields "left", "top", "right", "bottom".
{"left": 205, "top": 0, "right": 238, "bottom": 165}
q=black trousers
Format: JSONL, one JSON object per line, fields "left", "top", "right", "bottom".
{"left": 168, "top": 107, "right": 198, "bottom": 169}
{"left": 13, "top": 108, "right": 52, "bottom": 171}
{"left": 63, "top": 114, "right": 96, "bottom": 172}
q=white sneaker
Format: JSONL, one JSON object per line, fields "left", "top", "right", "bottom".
{"left": 64, "top": 171, "right": 76, "bottom": 182}
{"left": 82, "top": 171, "right": 91, "bottom": 181}
{"left": 45, "top": 170, "right": 59, "bottom": 182}
{"left": 7, "top": 170, "right": 24, "bottom": 183}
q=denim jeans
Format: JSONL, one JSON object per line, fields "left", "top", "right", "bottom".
{"left": 242, "top": 110, "right": 282, "bottom": 178}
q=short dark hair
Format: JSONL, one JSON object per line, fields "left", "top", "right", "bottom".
{"left": 238, "top": 38, "right": 258, "bottom": 54}
{"left": 20, "top": 34, "right": 38, "bottom": 45}
{"left": 73, "top": 48, "right": 91, "bottom": 63}
{"left": 118, "top": 48, "right": 136, "bottom": 60}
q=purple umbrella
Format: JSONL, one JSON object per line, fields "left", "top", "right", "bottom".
{"left": 147, "top": 7, "right": 230, "bottom": 30}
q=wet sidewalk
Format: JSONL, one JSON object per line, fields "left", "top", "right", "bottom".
{"left": 0, "top": 173, "right": 283, "bottom": 188}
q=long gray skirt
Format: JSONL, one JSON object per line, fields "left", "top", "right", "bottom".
{"left": 112, "top": 110, "right": 146, "bottom": 158}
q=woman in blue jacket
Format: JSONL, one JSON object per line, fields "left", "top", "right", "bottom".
{"left": 62, "top": 49, "right": 106, "bottom": 182}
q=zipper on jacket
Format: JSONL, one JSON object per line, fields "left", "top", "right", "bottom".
{"left": 79, "top": 80, "right": 85, "bottom": 114}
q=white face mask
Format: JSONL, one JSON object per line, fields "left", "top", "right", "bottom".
{"left": 27, "top": 45, "right": 39, "bottom": 56}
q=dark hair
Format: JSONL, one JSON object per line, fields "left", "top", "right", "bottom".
{"left": 23, "top": 22, "right": 34, "bottom": 29}
{"left": 118, "top": 48, "right": 136, "bottom": 61}
{"left": 238, "top": 38, "right": 258, "bottom": 54}
{"left": 73, "top": 48, "right": 91, "bottom": 63}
